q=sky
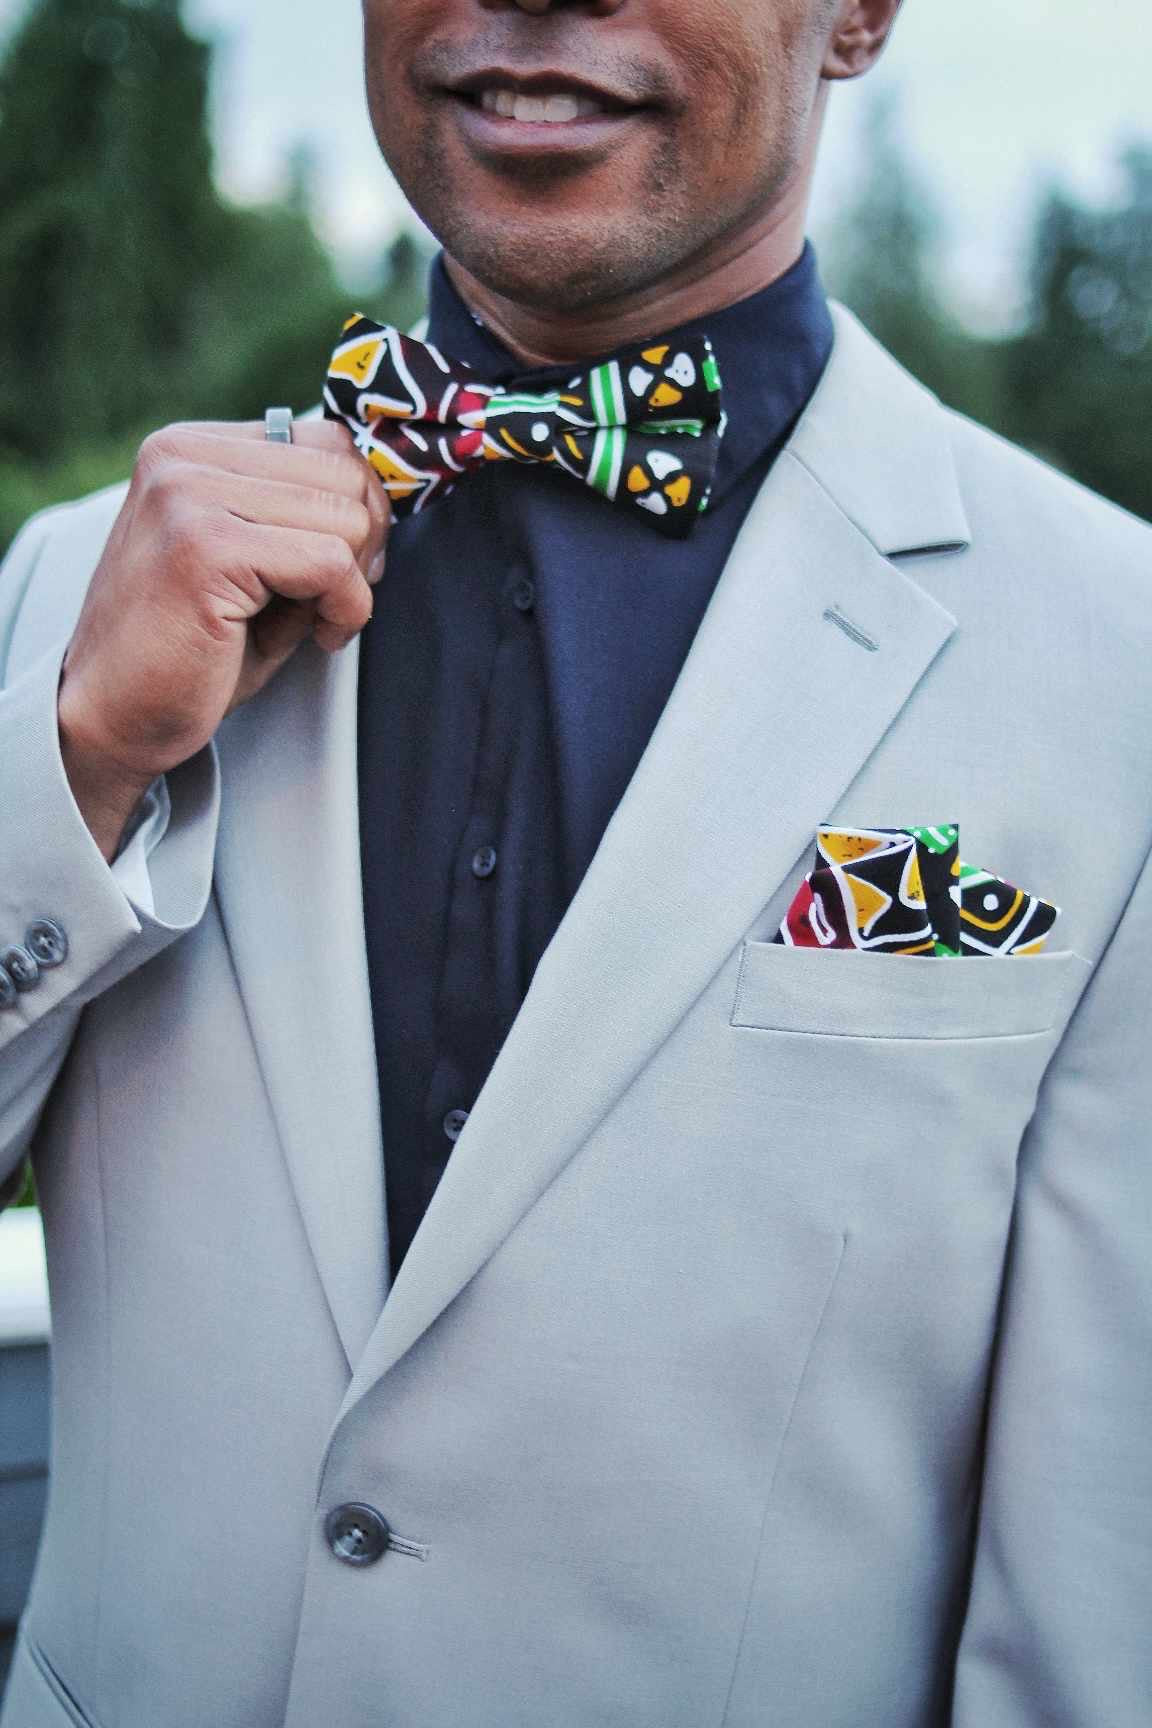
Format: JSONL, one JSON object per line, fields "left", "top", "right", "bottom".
{"left": 2, "top": 0, "right": 1149, "bottom": 329}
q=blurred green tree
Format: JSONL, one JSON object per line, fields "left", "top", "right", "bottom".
{"left": 822, "top": 92, "right": 1150, "bottom": 523}
{"left": 0, "top": 0, "right": 435, "bottom": 549}
{"left": 189, "top": 180, "right": 435, "bottom": 423}
{"left": 823, "top": 91, "right": 941, "bottom": 360}
{"left": 1003, "top": 147, "right": 1152, "bottom": 521}
{"left": 820, "top": 89, "right": 1003, "bottom": 429}
{"left": 0, "top": 0, "right": 227, "bottom": 456}
{"left": 368, "top": 230, "right": 434, "bottom": 337}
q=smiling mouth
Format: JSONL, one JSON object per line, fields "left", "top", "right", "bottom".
{"left": 442, "top": 71, "right": 651, "bottom": 134}
{"left": 474, "top": 86, "right": 615, "bottom": 124}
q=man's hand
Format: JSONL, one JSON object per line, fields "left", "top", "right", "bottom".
{"left": 56, "top": 419, "right": 389, "bottom": 861}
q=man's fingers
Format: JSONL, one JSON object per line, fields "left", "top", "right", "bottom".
{"left": 150, "top": 467, "right": 374, "bottom": 567}
{"left": 361, "top": 460, "right": 391, "bottom": 581}
{"left": 167, "top": 418, "right": 352, "bottom": 450}
{"left": 140, "top": 422, "right": 370, "bottom": 501}
{"left": 225, "top": 522, "right": 373, "bottom": 646}
{"left": 200, "top": 419, "right": 391, "bottom": 564}
{"left": 140, "top": 420, "right": 390, "bottom": 580}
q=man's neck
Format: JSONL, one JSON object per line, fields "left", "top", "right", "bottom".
{"left": 444, "top": 190, "right": 809, "bottom": 370}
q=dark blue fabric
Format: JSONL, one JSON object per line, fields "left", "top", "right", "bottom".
{"left": 358, "top": 242, "right": 834, "bottom": 1277}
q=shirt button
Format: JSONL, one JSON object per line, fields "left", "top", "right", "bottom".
{"left": 442, "top": 1108, "right": 470, "bottom": 1142}
{"left": 0, "top": 965, "right": 16, "bottom": 1011}
{"left": 510, "top": 576, "right": 536, "bottom": 613}
{"left": 471, "top": 845, "right": 498, "bottom": 879}
{"left": 324, "top": 1503, "right": 391, "bottom": 1568}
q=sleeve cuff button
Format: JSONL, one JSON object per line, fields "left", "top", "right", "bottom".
{"left": 25, "top": 920, "right": 68, "bottom": 968}
{"left": 1, "top": 946, "right": 40, "bottom": 992}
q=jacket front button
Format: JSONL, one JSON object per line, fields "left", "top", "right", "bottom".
{"left": 1, "top": 945, "right": 40, "bottom": 992}
{"left": 325, "top": 1503, "right": 391, "bottom": 1567}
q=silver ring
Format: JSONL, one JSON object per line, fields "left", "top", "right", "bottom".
{"left": 264, "top": 406, "right": 294, "bottom": 445}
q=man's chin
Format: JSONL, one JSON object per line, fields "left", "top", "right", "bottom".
{"left": 437, "top": 213, "right": 684, "bottom": 319}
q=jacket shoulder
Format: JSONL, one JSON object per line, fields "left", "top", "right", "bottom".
{"left": 932, "top": 406, "right": 1152, "bottom": 809}
{"left": 943, "top": 406, "right": 1152, "bottom": 594}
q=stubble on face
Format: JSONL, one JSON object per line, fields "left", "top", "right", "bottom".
{"left": 363, "top": 0, "right": 835, "bottom": 316}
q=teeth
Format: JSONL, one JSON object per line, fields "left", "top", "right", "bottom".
{"left": 478, "top": 87, "right": 604, "bottom": 123}
{"left": 542, "top": 95, "right": 581, "bottom": 122}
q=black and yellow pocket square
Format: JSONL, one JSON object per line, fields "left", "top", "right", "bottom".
{"left": 775, "top": 825, "right": 1060, "bottom": 956}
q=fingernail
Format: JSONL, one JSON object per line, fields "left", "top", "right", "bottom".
{"left": 368, "top": 550, "right": 387, "bottom": 586}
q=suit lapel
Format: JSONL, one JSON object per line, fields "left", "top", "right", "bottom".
{"left": 336, "top": 305, "right": 969, "bottom": 1414}
{"left": 212, "top": 634, "right": 387, "bottom": 1370}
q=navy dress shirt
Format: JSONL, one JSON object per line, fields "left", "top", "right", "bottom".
{"left": 358, "top": 241, "right": 834, "bottom": 1278}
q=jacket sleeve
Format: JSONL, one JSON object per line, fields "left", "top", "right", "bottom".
{"left": 0, "top": 508, "right": 220, "bottom": 1193}
{"left": 951, "top": 839, "right": 1152, "bottom": 1725}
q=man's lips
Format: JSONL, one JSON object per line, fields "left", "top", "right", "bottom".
{"left": 436, "top": 67, "right": 655, "bottom": 156}
{"left": 443, "top": 66, "right": 652, "bottom": 115}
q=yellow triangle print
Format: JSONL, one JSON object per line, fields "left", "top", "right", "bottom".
{"left": 367, "top": 447, "right": 421, "bottom": 494}
{"left": 649, "top": 381, "right": 684, "bottom": 409}
{"left": 367, "top": 456, "right": 421, "bottom": 497}
{"left": 846, "top": 872, "right": 889, "bottom": 936}
{"left": 331, "top": 338, "right": 383, "bottom": 386}
{"left": 361, "top": 397, "right": 411, "bottom": 421}
{"left": 642, "top": 345, "right": 670, "bottom": 365}
{"left": 664, "top": 475, "right": 692, "bottom": 509}
{"left": 627, "top": 464, "right": 651, "bottom": 494}
{"left": 819, "top": 830, "right": 886, "bottom": 865}
{"left": 903, "top": 850, "right": 925, "bottom": 906}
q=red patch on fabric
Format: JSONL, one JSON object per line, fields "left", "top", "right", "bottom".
{"left": 457, "top": 389, "right": 492, "bottom": 420}
{"left": 783, "top": 879, "right": 823, "bottom": 947}
{"left": 453, "top": 429, "right": 484, "bottom": 460}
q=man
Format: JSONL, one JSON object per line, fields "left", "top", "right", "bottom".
{"left": 1, "top": 0, "right": 1149, "bottom": 1722}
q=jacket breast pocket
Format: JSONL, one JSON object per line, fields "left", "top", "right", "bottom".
{"left": 730, "top": 940, "right": 1090, "bottom": 1042}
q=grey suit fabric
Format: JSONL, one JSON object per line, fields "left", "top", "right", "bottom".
{"left": 0, "top": 304, "right": 1149, "bottom": 1727}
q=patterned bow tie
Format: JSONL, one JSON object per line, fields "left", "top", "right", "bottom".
{"left": 323, "top": 315, "right": 726, "bottom": 538}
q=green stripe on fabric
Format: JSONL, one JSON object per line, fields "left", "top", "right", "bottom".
{"left": 956, "top": 862, "right": 989, "bottom": 883}
{"left": 589, "top": 365, "right": 612, "bottom": 428}
{"left": 589, "top": 427, "right": 624, "bottom": 499}
{"left": 607, "top": 361, "right": 626, "bottom": 425}
{"left": 489, "top": 391, "right": 564, "bottom": 415}
{"left": 907, "top": 824, "right": 959, "bottom": 854}
{"left": 604, "top": 426, "right": 624, "bottom": 497}
{"left": 637, "top": 418, "right": 706, "bottom": 437}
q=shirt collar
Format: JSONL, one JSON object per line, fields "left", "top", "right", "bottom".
{"left": 424, "top": 240, "right": 834, "bottom": 504}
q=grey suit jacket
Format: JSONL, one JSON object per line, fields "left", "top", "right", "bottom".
{"left": 1, "top": 304, "right": 1150, "bottom": 1728}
